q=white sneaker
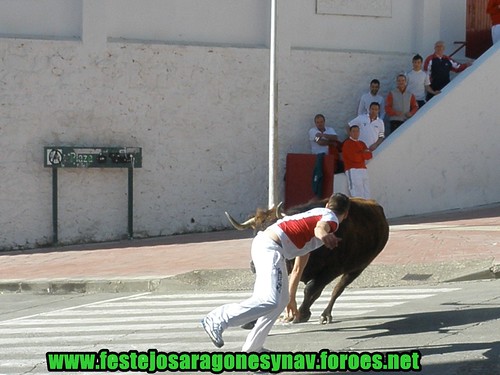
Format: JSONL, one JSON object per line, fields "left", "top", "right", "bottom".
{"left": 201, "top": 316, "right": 224, "bottom": 348}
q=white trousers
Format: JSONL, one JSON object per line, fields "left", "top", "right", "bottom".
{"left": 492, "top": 24, "right": 500, "bottom": 44}
{"left": 206, "top": 232, "right": 289, "bottom": 352}
{"left": 346, "top": 168, "right": 371, "bottom": 199}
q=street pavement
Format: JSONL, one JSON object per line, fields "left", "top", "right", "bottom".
{"left": 1, "top": 203, "right": 500, "bottom": 374}
{"left": 1, "top": 281, "right": 499, "bottom": 375}
{"left": 0, "top": 203, "right": 499, "bottom": 294}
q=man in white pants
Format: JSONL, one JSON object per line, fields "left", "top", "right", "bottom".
{"left": 201, "top": 193, "right": 350, "bottom": 352}
{"left": 342, "top": 125, "right": 373, "bottom": 199}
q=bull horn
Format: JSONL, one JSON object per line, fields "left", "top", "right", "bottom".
{"left": 225, "top": 212, "right": 256, "bottom": 230}
{"left": 276, "top": 202, "right": 286, "bottom": 218}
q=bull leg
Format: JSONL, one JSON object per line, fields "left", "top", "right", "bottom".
{"left": 295, "top": 279, "right": 328, "bottom": 323}
{"left": 320, "top": 269, "right": 363, "bottom": 325}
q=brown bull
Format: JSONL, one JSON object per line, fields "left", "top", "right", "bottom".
{"left": 226, "top": 197, "right": 389, "bottom": 324}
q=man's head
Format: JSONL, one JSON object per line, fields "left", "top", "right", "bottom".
{"left": 349, "top": 124, "right": 360, "bottom": 140}
{"left": 412, "top": 54, "right": 423, "bottom": 71}
{"left": 396, "top": 74, "right": 407, "bottom": 91}
{"left": 369, "top": 101, "right": 380, "bottom": 119}
{"left": 369, "top": 79, "right": 380, "bottom": 95}
{"left": 326, "top": 193, "right": 350, "bottom": 222}
{"left": 434, "top": 41, "right": 445, "bottom": 56}
{"left": 314, "top": 114, "right": 326, "bottom": 131}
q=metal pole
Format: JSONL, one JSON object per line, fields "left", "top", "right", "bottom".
{"left": 52, "top": 167, "right": 58, "bottom": 244}
{"left": 268, "top": 0, "right": 279, "bottom": 209}
{"left": 128, "top": 167, "right": 134, "bottom": 239}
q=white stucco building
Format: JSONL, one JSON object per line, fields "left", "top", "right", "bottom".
{"left": 0, "top": 0, "right": 498, "bottom": 250}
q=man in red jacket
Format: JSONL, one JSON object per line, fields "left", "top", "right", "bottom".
{"left": 342, "top": 124, "right": 373, "bottom": 199}
{"left": 487, "top": 0, "right": 500, "bottom": 44}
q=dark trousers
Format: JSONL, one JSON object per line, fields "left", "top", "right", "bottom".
{"left": 417, "top": 100, "right": 426, "bottom": 108}
{"left": 390, "top": 120, "right": 405, "bottom": 133}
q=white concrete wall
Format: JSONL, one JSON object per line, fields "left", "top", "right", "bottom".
{"left": 0, "top": 0, "right": 82, "bottom": 39}
{"left": 1, "top": 0, "right": 489, "bottom": 251}
{"left": 0, "top": 0, "right": 467, "bottom": 55}
{"left": 0, "top": 39, "right": 270, "bottom": 248}
{"left": 369, "top": 43, "right": 500, "bottom": 218}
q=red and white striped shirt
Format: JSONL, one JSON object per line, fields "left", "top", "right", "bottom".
{"left": 269, "top": 207, "right": 339, "bottom": 259}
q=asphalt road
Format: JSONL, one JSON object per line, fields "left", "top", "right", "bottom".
{"left": 1, "top": 279, "right": 499, "bottom": 374}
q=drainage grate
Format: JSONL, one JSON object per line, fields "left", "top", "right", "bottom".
{"left": 402, "top": 273, "right": 433, "bottom": 281}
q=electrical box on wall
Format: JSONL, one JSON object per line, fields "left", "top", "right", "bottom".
{"left": 44, "top": 146, "right": 142, "bottom": 168}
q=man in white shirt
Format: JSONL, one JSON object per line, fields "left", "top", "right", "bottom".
{"left": 348, "top": 102, "right": 385, "bottom": 152}
{"left": 406, "top": 54, "right": 431, "bottom": 108}
{"left": 357, "top": 79, "right": 385, "bottom": 120}
{"left": 308, "top": 114, "right": 338, "bottom": 154}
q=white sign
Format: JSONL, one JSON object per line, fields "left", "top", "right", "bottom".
{"left": 46, "top": 148, "right": 63, "bottom": 166}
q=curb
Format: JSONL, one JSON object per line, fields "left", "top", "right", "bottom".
{"left": 1, "top": 262, "right": 499, "bottom": 295}
{"left": 0, "top": 277, "right": 169, "bottom": 295}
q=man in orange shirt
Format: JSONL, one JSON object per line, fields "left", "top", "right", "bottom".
{"left": 342, "top": 124, "right": 373, "bottom": 199}
{"left": 487, "top": 0, "right": 500, "bottom": 44}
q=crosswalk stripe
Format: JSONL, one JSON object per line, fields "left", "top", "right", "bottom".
{"left": 9, "top": 307, "right": 373, "bottom": 318}
{"left": 126, "top": 288, "right": 458, "bottom": 300}
{"left": 0, "top": 304, "right": 379, "bottom": 327}
{"left": 346, "top": 288, "right": 461, "bottom": 294}
{"left": 55, "top": 294, "right": 406, "bottom": 311}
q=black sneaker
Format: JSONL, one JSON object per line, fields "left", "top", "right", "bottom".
{"left": 201, "top": 316, "right": 224, "bottom": 348}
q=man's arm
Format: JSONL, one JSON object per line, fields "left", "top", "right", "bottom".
{"left": 385, "top": 92, "right": 399, "bottom": 117}
{"left": 287, "top": 220, "right": 340, "bottom": 321}
{"left": 425, "top": 84, "right": 440, "bottom": 96}
{"left": 315, "top": 129, "right": 339, "bottom": 146}
{"left": 315, "top": 134, "right": 338, "bottom": 145}
{"left": 286, "top": 253, "right": 310, "bottom": 321}
{"left": 314, "top": 221, "right": 340, "bottom": 249}
{"left": 407, "top": 94, "right": 419, "bottom": 117}
{"left": 369, "top": 136, "right": 384, "bottom": 152}
{"left": 360, "top": 141, "right": 373, "bottom": 160}
{"left": 448, "top": 56, "right": 471, "bottom": 72}
{"left": 423, "top": 55, "right": 433, "bottom": 72}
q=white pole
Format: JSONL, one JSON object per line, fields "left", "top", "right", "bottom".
{"left": 268, "top": 0, "right": 279, "bottom": 209}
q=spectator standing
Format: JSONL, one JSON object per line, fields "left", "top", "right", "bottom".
{"left": 342, "top": 125, "right": 373, "bottom": 199}
{"left": 406, "top": 54, "right": 431, "bottom": 108}
{"left": 487, "top": 0, "right": 500, "bottom": 44}
{"left": 424, "top": 40, "right": 471, "bottom": 101}
{"left": 385, "top": 74, "right": 419, "bottom": 133}
{"left": 348, "top": 102, "right": 385, "bottom": 152}
{"left": 357, "top": 79, "right": 385, "bottom": 120}
{"left": 308, "top": 114, "right": 339, "bottom": 155}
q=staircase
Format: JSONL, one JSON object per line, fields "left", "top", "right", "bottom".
{"left": 368, "top": 43, "right": 500, "bottom": 218}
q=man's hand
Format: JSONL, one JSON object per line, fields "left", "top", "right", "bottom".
{"left": 315, "top": 221, "right": 341, "bottom": 249}
{"left": 284, "top": 300, "right": 299, "bottom": 322}
{"left": 321, "top": 233, "right": 342, "bottom": 249}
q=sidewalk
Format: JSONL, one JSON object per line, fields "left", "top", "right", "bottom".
{"left": 1, "top": 203, "right": 499, "bottom": 293}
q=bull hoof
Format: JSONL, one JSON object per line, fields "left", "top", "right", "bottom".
{"left": 319, "top": 315, "right": 332, "bottom": 325}
{"left": 294, "top": 312, "right": 311, "bottom": 323}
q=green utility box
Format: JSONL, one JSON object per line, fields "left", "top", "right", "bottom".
{"left": 44, "top": 146, "right": 142, "bottom": 168}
